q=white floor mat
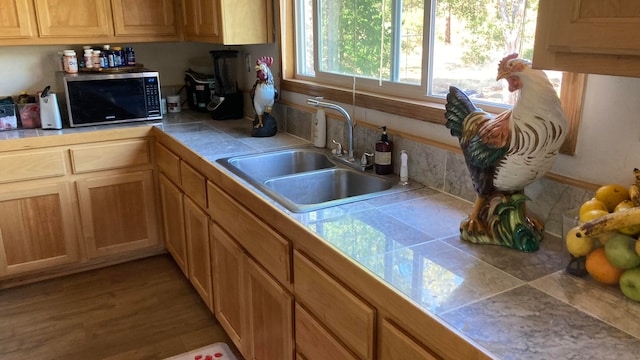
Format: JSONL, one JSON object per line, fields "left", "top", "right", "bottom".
{"left": 164, "top": 342, "right": 238, "bottom": 360}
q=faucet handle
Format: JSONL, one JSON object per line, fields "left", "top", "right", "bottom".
{"left": 331, "top": 139, "right": 343, "bottom": 156}
{"left": 360, "top": 152, "right": 373, "bottom": 166}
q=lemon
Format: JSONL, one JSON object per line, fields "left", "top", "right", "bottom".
{"left": 579, "top": 209, "right": 609, "bottom": 223}
{"left": 614, "top": 200, "right": 636, "bottom": 212}
{"left": 566, "top": 226, "right": 595, "bottom": 257}
{"left": 595, "top": 184, "right": 630, "bottom": 212}
{"left": 579, "top": 198, "right": 609, "bottom": 219}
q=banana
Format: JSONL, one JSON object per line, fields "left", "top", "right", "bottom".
{"left": 630, "top": 184, "right": 640, "bottom": 207}
{"left": 576, "top": 206, "right": 640, "bottom": 238}
{"left": 631, "top": 168, "right": 640, "bottom": 206}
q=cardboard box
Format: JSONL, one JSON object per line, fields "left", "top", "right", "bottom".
{"left": 0, "top": 97, "right": 18, "bottom": 130}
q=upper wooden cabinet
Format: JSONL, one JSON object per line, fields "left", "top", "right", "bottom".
{"left": 182, "top": 0, "right": 274, "bottom": 45}
{"left": 534, "top": 0, "right": 640, "bottom": 77}
{"left": 0, "top": 0, "right": 37, "bottom": 40}
{"left": 111, "top": 0, "right": 177, "bottom": 37}
{"left": 34, "top": 0, "right": 113, "bottom": 38}
{"left": 1, "top": 0, "right": 179, "bottom": 45}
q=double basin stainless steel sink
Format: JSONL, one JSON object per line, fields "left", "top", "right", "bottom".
{"left": 216, "top": 148, "right": 418, "bottom": 212}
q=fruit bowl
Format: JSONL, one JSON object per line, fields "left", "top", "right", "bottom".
{"left": 564, "top": 175, "right": 640, "bottom": 302}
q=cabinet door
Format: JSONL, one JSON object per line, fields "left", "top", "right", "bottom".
{"left": 76, "top": 170, "right": 159, "bottom": 259}
{"left": 379, "top": 319, "right": 439, "bottom": 360}
{"left": 185, "top": 196, "right": 212, "bottom": 310}
{"left": 219, "top": 0, "right": 273, "bottom": 45}
{"left": 293, "top": 250, "right": 376, "bottom": 360}
{"left": 210, "top": 222, "right": 248, "bottom": 356}
{"left": 246, "top": 256, "right": 294, "bottom": 360}
{"left": 534, "top": 0, "right": 640, "bottom": 77}
{"left": 182, "top": 0, "right": 221, "bottom": 41}
{"left": 0, "top": 0, "right": 36, "bottom": 39}
{"left": 0, "top": 183, "right": 78, "bottom": 276}
{"left": 34, "top": 0, "right": 112, "bottom": 38}
{"left": 159, "top": 174, "right": 187, "bottom": 277}
{"left": 295, "top": 303, "right": 358, "bottom": 360}
{"left": 111, "top": 0, "right": 177, "bottom": 36}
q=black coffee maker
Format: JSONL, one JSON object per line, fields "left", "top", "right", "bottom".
{"left": 208, "top": 50, "right": 243, "bottom": 120}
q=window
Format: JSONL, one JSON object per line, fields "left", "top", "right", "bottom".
{"left": 281, "top": 0, "right": 584, "bottom": 154}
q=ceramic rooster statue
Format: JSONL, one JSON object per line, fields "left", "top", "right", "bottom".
{"left": 250, "top": 56, "right": 277, "bottom": 130}
{"left": 444, "top": 53, "right": 567, "bottom": 252}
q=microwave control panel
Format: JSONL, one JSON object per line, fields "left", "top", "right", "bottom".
{"left": 144, "top": 77, "right": 161, "bottom": 117}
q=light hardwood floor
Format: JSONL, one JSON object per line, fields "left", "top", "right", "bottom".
{"left": 0, "top": 254, "right": 243, "bottom": 360}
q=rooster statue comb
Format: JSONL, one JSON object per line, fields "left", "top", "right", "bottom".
{"left": 444, "top": 53, "right": 567, "bottom": 252}
{"left": 250, "top": 56, "right": 278, "bottom": 136}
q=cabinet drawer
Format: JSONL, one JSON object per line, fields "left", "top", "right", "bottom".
{"left": 156, "top": 143, "right": 180, "bottom": 184}
{"left": 295, "top": 303, "right": 358, "bottom": 360}
{"left": 181, "top": 161, "right": 207, "bottom": 209}
{"left": 207, "top": 181, "right": 291, "bottom": 286}
{"left": 379, "top": 319, "right": 439, "bottom": 360}
{"left": 0, "top": 149, "right": 66, "bottom": 183}
{"left": 70, "top": 139, "right": 151, "bottom": 173}
{"left": 293, "top": 250, "right": 375, "bottom": 360}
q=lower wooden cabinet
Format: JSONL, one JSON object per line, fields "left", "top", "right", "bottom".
{"left": 293, "top": 250, "right": 376, "bottom": 360}
{"left": 159, "top": 173, "right": 188, "bottom": 277}
{"left": 184, "top": 196, "right": 212, "bottom": 310}
{"left": 379, "top": 319, "right": 439, "bottom": 360}
{"left": 246, "top": 255, "right": 294, "bottom": 360}
{"left": 295, "top": 303, "right": 358, "bottom": 360}
{"left": 211, "top": 222, "right": 248, "bottom": 354}
{"left": 0, "top": 182, "right": 78, "bottom": 276}
{"left": 210, "top": 221, "right": 294, "bottom": 360}
{"left": 76, "top": 170, "right": 159, "bottom": 259}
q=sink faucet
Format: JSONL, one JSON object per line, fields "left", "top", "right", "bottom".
{"left": 307, "top": 97, "right": 355, "bottom": 162}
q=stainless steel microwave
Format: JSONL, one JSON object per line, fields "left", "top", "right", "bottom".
{"left": 59, "top": 70, "right": 162, "bottom": 127}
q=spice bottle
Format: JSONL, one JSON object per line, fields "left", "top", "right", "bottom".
{"left": 112, "top": 46, "right": 123, "bottom": 67}
{"left": 125, "top": 47, "right": 135, "bottom": 66}
{"left": 83, "top": 49, "right": 93, "bottom": 69}
{"left": 103, "top": 45, "right": 113, "bottom": 68}
{"left": 63, "top": 50, "right": 78, "bottom": 74}
{"left": 92, "top": 50, "right": 101, "bottom": 69}
{"left": 374, "top": 126, "right": 393, "bottom": 175}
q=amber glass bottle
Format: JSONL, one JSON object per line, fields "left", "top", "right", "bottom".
{"left": 375, "top": 126, "right": 393, "bottom": 175}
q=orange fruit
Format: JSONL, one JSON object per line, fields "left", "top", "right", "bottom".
{"left": 579, "top": 209, "right": 609, "bottom": 223}
{"left": 579, "top": 198, "right": 609, "bottom": 219}
{"left": 595, "top": 184, "right": 630, "bottom": 212}
{"left": 585, "top": 247, "right": 623, "bottom": 285}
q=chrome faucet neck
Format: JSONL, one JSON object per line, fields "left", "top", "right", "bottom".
{"left": 306, "top": 98, "right": 354, "bottom": 161}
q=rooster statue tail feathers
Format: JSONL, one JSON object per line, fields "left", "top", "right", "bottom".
{"left": 445, "top": 86, "right": 479, "bottom": 139}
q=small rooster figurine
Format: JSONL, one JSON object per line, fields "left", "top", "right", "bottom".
{"left": 445, "top": 54, "right": 568, "bottom": 252}
{"left": 250, "top": 56, "right": 277, "bottom": 129}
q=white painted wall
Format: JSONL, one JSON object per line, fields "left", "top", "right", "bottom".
{"left": 2, "top": 42, "right": 639, "bottom": 188}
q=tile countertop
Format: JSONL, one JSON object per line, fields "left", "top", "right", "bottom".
{"left": 4, "top": 111, "right": 640, "bottom": 359}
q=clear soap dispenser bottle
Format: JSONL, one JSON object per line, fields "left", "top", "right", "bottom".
{"left": 375, "top": 126, "right": 393, "bottom": 175}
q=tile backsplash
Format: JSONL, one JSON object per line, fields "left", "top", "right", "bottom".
{"left": 274, "top": 102, "right": 594, "bottom": 237}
